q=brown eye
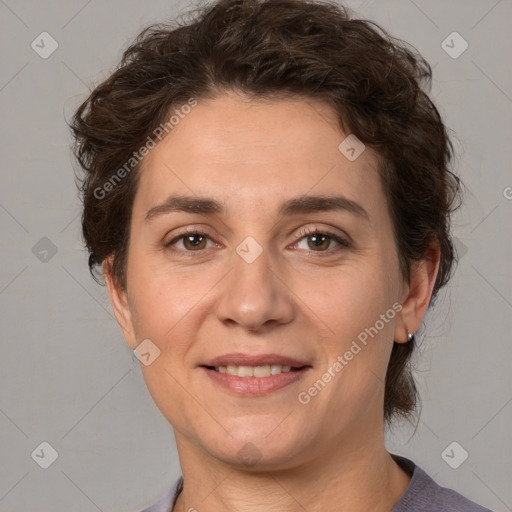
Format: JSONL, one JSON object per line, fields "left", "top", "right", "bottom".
{"left": 165, "top": 230, "right": 214, "bottom": 252}
{"left": 182, "top": 233, "right": 208, "bottom": 250}
{"left": 294, "top": 230, "right": 349, "bottom": 253}
{"left": 305, "top": 233, "right": 332, "bottom": 251}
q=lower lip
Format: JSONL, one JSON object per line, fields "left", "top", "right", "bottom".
{"left": 201, "top": 367, "right": 310, "bottom": 396}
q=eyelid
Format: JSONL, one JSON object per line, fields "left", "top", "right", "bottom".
{"left": 292, "top": 224, "right": 348, "bottom": 241}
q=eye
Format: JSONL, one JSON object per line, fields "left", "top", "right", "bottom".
{"left": 292, "top": 225, "right": 350, "bottom": 253}
{"left": 165, "top": 229, "right": 216, "bottom": 252}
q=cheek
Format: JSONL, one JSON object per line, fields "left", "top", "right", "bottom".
{"left": 126, "top": 249, "right": 218, "bottom": 354}
{"left": 126, "top": 258, "right": 212, "bottom": 425}
{"left": 301, "top": 257, "right": 399, "bottom": 340}
{"left": 297, "top": 255, "right": 400, "bottom": 403}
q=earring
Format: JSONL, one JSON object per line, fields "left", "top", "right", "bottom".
{"left": 407, "top": 332, "right": 415, "bottom": 343}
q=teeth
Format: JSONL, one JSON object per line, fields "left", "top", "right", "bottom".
{"left": 214, "top": 364, "right": 293, "bottom": 377}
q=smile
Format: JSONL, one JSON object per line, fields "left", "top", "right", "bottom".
{"left": 201, "top": 365, "right": 311, "bottom": 395}
{"left": 208, "top": 364, "right": 299, "bottom": 377}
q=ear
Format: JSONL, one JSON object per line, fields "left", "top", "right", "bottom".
{"left": 103, "top": 256, "right": 138, "bottom": 350}
{"left": 394, "top": 239, "right": 441, "bottom": 343}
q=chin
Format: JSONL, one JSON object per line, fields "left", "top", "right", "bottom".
{"left": 200, "top": 421, "right": 310, "bottom": 468}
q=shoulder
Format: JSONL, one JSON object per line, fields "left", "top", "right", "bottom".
{"left": 391, "top": 455, "right": 494, "bottom": 512}
{"left": 139, "top": 476, "right": 183, "bottom": 512}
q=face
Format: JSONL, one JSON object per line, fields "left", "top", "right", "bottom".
{"left": 106, "top": 92, "right": 432, "bottom": 470}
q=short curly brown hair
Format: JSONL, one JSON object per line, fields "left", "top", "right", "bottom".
{"left": 70, "top": 0, "right": 462, "bottom": 423}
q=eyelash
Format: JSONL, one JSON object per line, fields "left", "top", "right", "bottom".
{"left": 164, "top": 225, "right": 350, "bottom": 256}
{"left": 294, "top": 225, "right": 351, "bottom": 253}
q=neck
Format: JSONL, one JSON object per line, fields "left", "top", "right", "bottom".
{"left": 172, "top": 421, "right": 411, "bottom": 512}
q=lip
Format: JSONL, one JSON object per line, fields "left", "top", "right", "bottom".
{"left": 201, "top": 366, "right": 311, "bottom": 396}
{"left": 200, "top": 352, "right": 311, "bottom": 368}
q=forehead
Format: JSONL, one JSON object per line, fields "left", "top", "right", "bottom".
{"left": 133, "top": 93, "right": 384, "bottom": 221}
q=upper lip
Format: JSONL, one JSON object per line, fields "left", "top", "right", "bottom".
{"left": 201, "top": 353, "right": 311, "bottom": 368}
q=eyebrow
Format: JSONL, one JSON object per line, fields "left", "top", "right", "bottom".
{"left": 144, "top": 194, "right": 369, "bottom": 223}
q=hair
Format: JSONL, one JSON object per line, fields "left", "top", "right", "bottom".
{"left": 70, "top": 0, "right": 462, "bottom": 423}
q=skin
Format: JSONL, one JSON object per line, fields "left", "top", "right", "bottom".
{"left": 104, "top": 92, "right": 440, "bottom": 512}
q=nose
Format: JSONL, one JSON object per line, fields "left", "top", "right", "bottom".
{"left": 215, "top": 244, "right": 294, "bottom": 332}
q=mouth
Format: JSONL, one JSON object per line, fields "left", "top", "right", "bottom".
{"left": 201, "top": 364, "right": 307, "bottom": 377}
{"left": 199, "top": 362, "right": 312, "bottom": 396}
{"left": 198, "top": 353, "right": 312, "bottom": 395}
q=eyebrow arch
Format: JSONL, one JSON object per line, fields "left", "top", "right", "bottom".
{"left": 144, "top": 194, "right": 369, "bottom": 223}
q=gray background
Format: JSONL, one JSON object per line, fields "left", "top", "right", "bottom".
{"left": 0, "top": 0, "right": 511, "bottom": 511}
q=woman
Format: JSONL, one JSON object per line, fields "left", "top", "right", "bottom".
{"left": 70, "top": 0, "right": 493, "bottom": 510}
